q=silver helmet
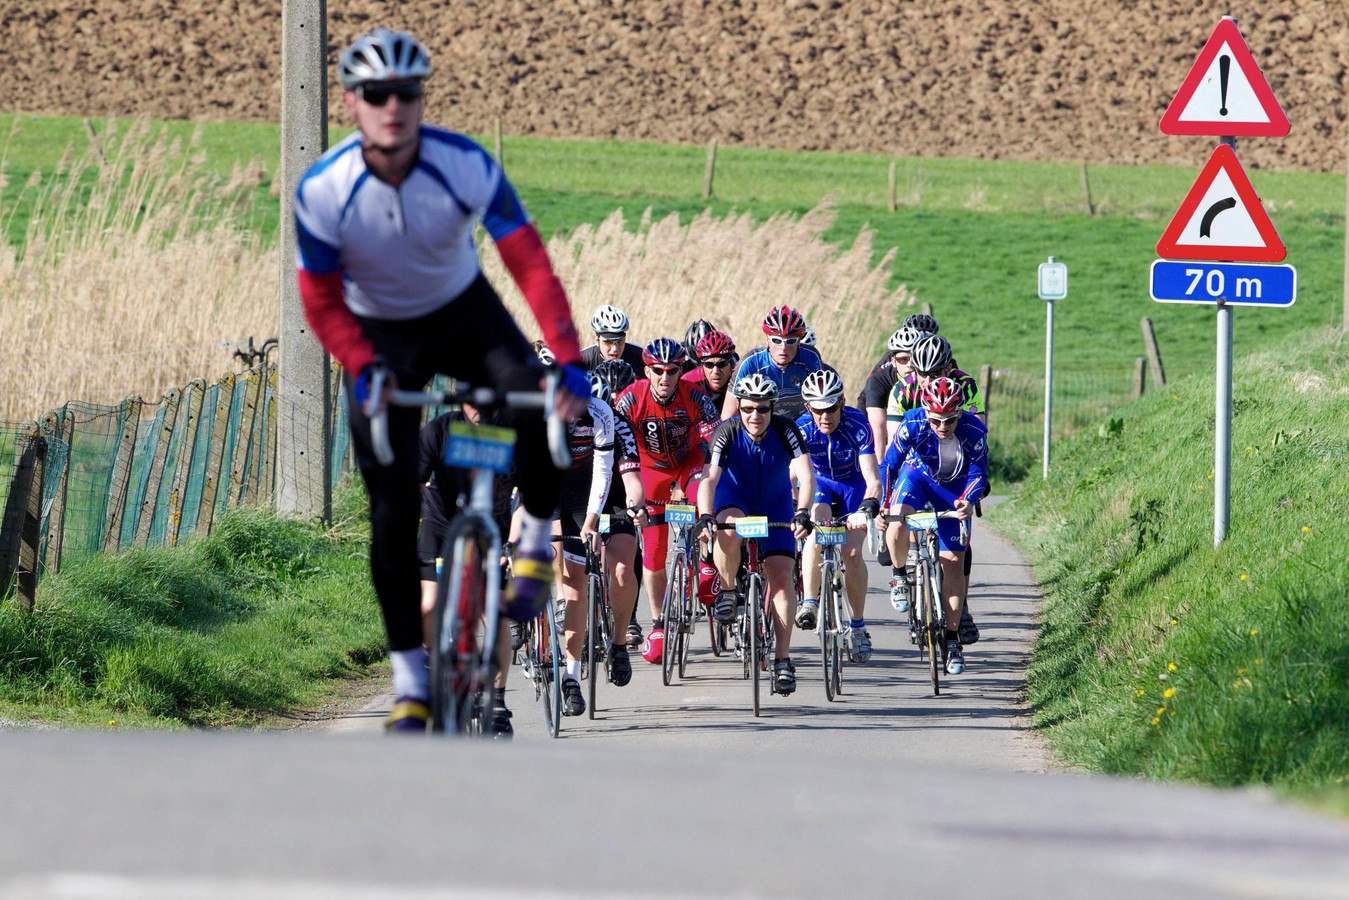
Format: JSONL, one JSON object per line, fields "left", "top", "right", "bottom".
{"left": 340, "top": 28, "right": 432, "bottom": 90}
{"left": 801, "top": 369, "right": 845, "bottom": 410}
{"left": 590, "top": 305, "right": 630, "bottom": 338}
{"left": 911, "top": 334, "right": 953, "bottom": 376}
{"left": 887, "top": 325, "right": 926, "bottom": 354}
{"left": 732, "top": 373, "right": 779, "bottom": 402}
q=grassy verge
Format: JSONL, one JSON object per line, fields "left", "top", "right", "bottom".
{"left": 0, "top": 484, "right": 384, "bottom": 729}
{"left": 988, "top": 326, "right": 1349, "bottom": 795}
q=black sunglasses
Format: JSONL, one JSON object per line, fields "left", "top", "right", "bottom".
{"left": 358, "top": 83, "right": 424, "bottom": 106}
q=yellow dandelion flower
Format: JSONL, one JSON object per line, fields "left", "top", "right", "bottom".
{"left": 1301, "top": 526, "right": 1310, "bottom": 532}
{"left": 1157, "top": 707, "right": 1166, "bottom": 715}
{"left": 108, "top": 720, "right": 116, "bottom": 726}
{"left": 1169, "top": 710, "right": 1176, "bottom": 717}
{"left": 1254, "top": 658, "right": 1263, "bottom": 665}
{"left": 1167, "top": 662, "right": 1177, "bottom": 671}
{"left": 1151, "top": 717, "right": 1161, "bottom": 725}
{"left": 1163, "top": 688, "right": 1176, "bottom": 698}
{"left": 1238, "top": 669, "right": 1247, "bottom": 675}
{"left": 1250, "top": 629, "right": 1259, "bottom": 636}
{"left": 1135, "top": 689, "right": 1145, "bottom": 696}
{"left": 1240, "top": 574, "right": 1248, "bottom": 581}
{"left": 1245, "top": 446, "right": 1253, "bottom": 451}
{"left": 1170, "top": 618, "right": 1178, "bottom": 625}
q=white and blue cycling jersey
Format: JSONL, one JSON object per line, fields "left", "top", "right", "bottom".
{"left": 731, "top": 345, "right": 833, "bottom": 418}
{"left": 796, "top": 405, "right": 875, "bottom": 515}
{"left": 294, "top": 125, "right": 531, "bottom": 321}
{"left": 882, "top": 408, "right": 988, "bottom": 552}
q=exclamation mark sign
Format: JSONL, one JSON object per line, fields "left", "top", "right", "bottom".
{"left": 1218, "top": 54, "right": 1230, "bottom": 116}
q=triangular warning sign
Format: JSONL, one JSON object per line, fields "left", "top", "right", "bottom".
{"left": 1156, "top": 144, "right": 1285, "bottom": 262}
{"left": 1159, "top": 18, "right": 1289, "bottom": 137}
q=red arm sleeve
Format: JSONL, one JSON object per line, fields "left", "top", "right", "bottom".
{"left": 297, "top": 268, "right": 376, "bottom": 374}
{"left": 494, "top": 224, "right": 583, "bottom": 366}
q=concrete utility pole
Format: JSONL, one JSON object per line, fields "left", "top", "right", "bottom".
{"left": 276, "top": 0, "right": 332, "bottom": 520}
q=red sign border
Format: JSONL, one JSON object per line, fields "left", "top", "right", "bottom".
{"left": 1159, "top": 18, "right": 1289, "bottom": 138}
{"left": 1155, "top": 144, "right": 1286, "bottom": 263}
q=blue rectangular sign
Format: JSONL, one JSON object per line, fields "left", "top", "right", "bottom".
{"left": 1150, "top": 260, "right": 1296, "bottom": 307}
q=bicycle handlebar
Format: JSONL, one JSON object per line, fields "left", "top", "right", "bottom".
{"left": 366, "top": 367, "right": 571, "bottom": 470}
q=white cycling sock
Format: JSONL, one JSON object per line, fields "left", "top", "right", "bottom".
{"left": 390, "top": 647, "right": 429, "bottom": 701}
{"left": 518, "top": 511, "right": 552, "bottom": 556}
{"left": 564, "top": 659, "right": 581, "bottom": 681}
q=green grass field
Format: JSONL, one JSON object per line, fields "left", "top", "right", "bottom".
{"left": 3, "top": 113, "right": 1344, "bottom": 387}
{"left": 989, "top": 326, "right": 1349, "bottom": 791}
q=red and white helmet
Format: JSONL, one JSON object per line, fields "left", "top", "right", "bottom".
{"left": 920, "top": 377, "right": 964, "bottom": 417}
{"left": 762, "top": 306, "right": 807, "bottom": 338}
{"left": 695, "top": 329, "right": 736, "bottom": 360}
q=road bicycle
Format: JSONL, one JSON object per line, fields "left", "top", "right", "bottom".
{"left": 717, "top": 518, "right": 796, "bottom": 717}
{"left": 584, "top": 529, "right": 612, "bottom": 719}
{"left": 886, "top": 509, "right": 968, "bottom": 697}
{"left": 812, "top": 517, "right": 853, "bottom": 702}
{"left": 660, "top": 503, "right": 701, "bottom": 685}
{"left": 366, "top": 367, "right": 569, "bottom": 735}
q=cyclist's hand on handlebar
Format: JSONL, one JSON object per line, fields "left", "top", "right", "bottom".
{"left": 954, "top": 498, "right": 974, "bottom": 520}
{"left": 626, "top": 504, "right": 650, "bottom": 528}
{"left": 550, "top": 363, "right": 592, "bottom": 421}
{"left": 356, "top": 362, "right": 398, "bottom": 418}
{"left": 695, "top": 513, "right": 717, "bottom": 544}
{"left": 790, "top": 508, "right": 814, "bottom": 541}
{"left": 845, "top": 511, "right": 869, "bottom": 531}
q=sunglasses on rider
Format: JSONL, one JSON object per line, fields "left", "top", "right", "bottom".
{"left": 809, "top": 402, "right": 843, "bottom": 415}
{"left": 357, "top": 83, "right": 424, "bottom": 106}
{"left": 739, "top": 404, "right": 772, "bottom": 416}
{"left": 649, "top": 365, "right": 681, "bottom": 376}
{"left": 768, "top": 336, "right": 800, "bottom": 347}
{"left": 702, "top": 358, "right": 732, "bottom": 370}
{"left": 892, "top": 353, "right": 911, "bottom": 364}
{"left": 927, "top": 413, "right": 960, "bottom": 427}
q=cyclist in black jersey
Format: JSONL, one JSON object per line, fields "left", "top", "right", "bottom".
{"left": 581, "top": 304, "right": 645, "bottom": 372}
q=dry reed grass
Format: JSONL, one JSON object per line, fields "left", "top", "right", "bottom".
{"left": 484, "top": 200, "right": 917, "bottom": 399}
{"left": 0, "top": 119, "right": 277, "bottom": 421}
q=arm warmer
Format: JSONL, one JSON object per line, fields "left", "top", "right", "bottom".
{"left": 494, "top": 223, "right": 583, "bottom": 366}
{"left": 297, "top": 268, "right": 376, "bottom": 374}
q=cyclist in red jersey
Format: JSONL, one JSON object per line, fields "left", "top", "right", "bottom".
{"left": 681, "top": 329, "right": 737, "bottom": 414}
{"left": 614, "top": 337, "right": 720, "bottom": 661}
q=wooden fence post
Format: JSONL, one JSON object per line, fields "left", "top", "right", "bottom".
{"left": 1141, "top": 316, "right": 1167, "bottom": 387}
{"left": 167, "top": 380, "right": 205, "bottom": 547}
{"left": 42, "top": 409, "right": 74, "bottom": 575}
{"left": 0, "top": 425, "right": 46, "bottom": 610}
{"left": 1133, "top": 357, "right": 1148, "bottom": 400}
{"left": 197, "top": 374, "right": 236, "bottom": 536}
{"left": 1080, "top": 161, "right": 1096, "bottom": 216}
{"left": 259, "top": 365, "right": 279, "bottom": 507}
{"left": 978, "top": 364, "right": 993, "bottom": 416}
{"left": 133, "top": 389, "right": 181, "bottom": 548}
{"left": 103, "top": 397, "right": 144, "bottom": 553}
{"left": 887, "top": 161, "right": 897, "bottom": 213}
{"left": 702, "top": 139, "right": 717, "bottom": 201}
{"left": 230, "top": 370, "right": 264, "bottom": 508}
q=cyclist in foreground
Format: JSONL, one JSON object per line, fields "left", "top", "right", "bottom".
{"left": 794, "top": 371, "right": 883, "bottom": 663}
{"left": 698, "top": 375, "right": 815, "bottom": 694}
{"left": 881, "top": 378, "right": 988, "bottom": 676}
{"left": 294, "top": 28, "right": 589, "bottom": 731}
{"left": 614, "top": 338, "right": 720, "bottom": 663}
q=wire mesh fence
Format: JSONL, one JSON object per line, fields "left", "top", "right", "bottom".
{"left": 0, "top": 357, "right": 356, "bottom": 609}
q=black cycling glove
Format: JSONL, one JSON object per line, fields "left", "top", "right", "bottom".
{"left": 791, "top": 509, "right": 814, "bottom": 535}
{"left": 859, "top": 497, "right": 882, "bottom": 519}
{"left": 695, "top": 514, "right": 718, "bottom": 539}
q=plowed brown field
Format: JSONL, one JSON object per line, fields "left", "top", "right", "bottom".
{"left": 1, "top": 1, "right": 1345, "bottom": 171}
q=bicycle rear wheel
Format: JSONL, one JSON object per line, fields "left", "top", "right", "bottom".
{"left": 587, "top": 568, "right": 602, "bottom": 720}
{"left": 430, "top": 528, "right": 491, "bottom": 735}
{"left": 748, "top": 574, "right": 762, "bottom": 717}
{"left": 820, "top": 562, "right": 836, "bottom": 702}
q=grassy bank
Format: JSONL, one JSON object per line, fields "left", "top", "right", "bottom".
{"left": 0, "top": 488, "right": 384, "bottom": 729}
{"left": 989, "top": 327, "right": 1349, "bottom": 791}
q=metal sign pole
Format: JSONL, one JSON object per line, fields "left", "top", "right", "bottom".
{"left": 1043, "top": 296, "right": 1054, "bottom": 480}
{"left": 1213, "top": 134, "right": 1237, "bottom": 546}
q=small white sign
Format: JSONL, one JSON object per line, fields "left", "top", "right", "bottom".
{"left": 1038, "top": 260, "right": 1067, "bottom": 300}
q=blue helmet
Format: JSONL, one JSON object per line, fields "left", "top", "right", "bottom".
{"left": 642, "top": 337, "right": 687, "bottom": 367}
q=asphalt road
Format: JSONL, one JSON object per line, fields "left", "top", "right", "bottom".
{"left": 1, "top": 513, "right": 1347, "bottom": 898}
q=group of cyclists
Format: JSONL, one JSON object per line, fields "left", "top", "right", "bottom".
{"left": 295, "top": 27, "right": 990, "bottom": 737}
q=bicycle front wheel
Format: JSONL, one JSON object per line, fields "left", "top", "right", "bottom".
{"left": 430, "top": 527, "right": 492, "bottom": 735}
{"left": 539, "top": 597, "right": 563, "bottom": 736}
{"left": 748, "top": 574, "right": 762, "bottom": 717}
{"left": 922, "top": 558, "right": 941, "bottom": 697}
{"left": 677, "top": 560, "right": 694, "bottom": 679}
{"left": 587, "top": 568, "right": 602, "bottom": 720}
{"left": 820, "top": 562, "right": 836, "bottom": 702}
{"left": 661, "top": 567, "right": 680, "bottom": 687}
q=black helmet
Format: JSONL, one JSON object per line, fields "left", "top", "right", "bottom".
{"left": 684, "top": 319, "right": 715, "bottom": 361}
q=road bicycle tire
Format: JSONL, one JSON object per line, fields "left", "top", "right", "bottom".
{"left": 748, "top": 574, "right": 762, "bottom": 717}
{"left": 820, "top": 560, "right": 836, "bottom": 702}
{"left": 677, "top": 559, "right": 694, "bottom": 679}
{"left": 537, "top": 597, "right": 563, "bottom": 737}
{"left": 661, "top": 565, "right": 680, "bottom": 687}
{"left": 924, "top": 555, "right": 942, "bottom": 697}
{"left": 430, "top": 528, "right": 491, "bottom": 735}
{"left": 587, "top": 569, "right": 602, "bottom": 720}
{"left": 833, "top": 567, "right": 846, "bottom": 696}
{"left": 708, "top": 610, "right": 722, "bottom": 657}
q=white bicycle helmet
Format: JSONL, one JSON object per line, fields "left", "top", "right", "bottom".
{"left": 887, "top": 325, "right": 926, "bottom": 354}
{"left": 800, "top": 327, "right": 817, "bottom": 349}
{"left": 801, "top": 369, "right": 845, "bottom": 410}
{"left": 732, "top": 374, "right": 779, "bottom": 402}
{"left": 590, "top": 305, "right": 629, "bottom": 337}
{"left": 536, "top": 345, "right": 556, "bottom": 366}
{"left": 339, "top": 29, "right": 432, "bottom": 90}
{"left": 911, "top": 334, "right": 953, "bottom": 376}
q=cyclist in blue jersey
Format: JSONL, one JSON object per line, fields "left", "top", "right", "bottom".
{"left": 793, "top": 371, "right": 883, "bottom": 663}
{"left": 722, "top": 306, "right": 834, "bottom": 422}
{"left": 697, "top": 374, "right": 815, "bottom": 695}
{"left": 881, "top": 377, "right": 988, "bottom": 676}
{"left": 294, "top": 28, "right": 590, "bottom": 732}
